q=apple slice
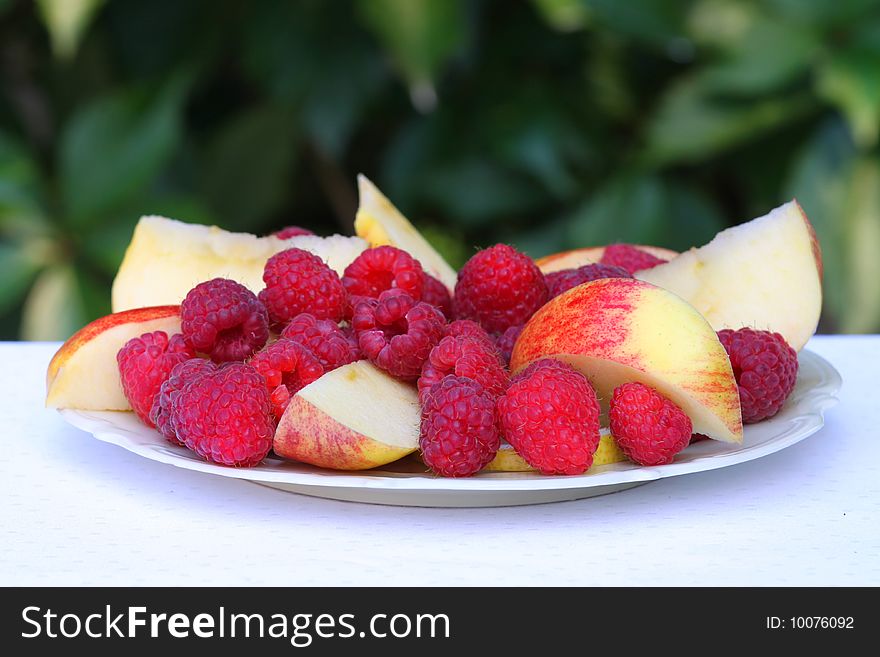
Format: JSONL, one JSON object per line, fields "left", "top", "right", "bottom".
{"left": 274, "top": 360, "right": 421, "bottom": 470}
{"left": 482, "top": 429, "right": 627, "bottom": 472}
{"left": 638, "top": 200, "right": 822, "bottom": 351}
{"left": 111, "top": 215, "right": 366, "bottom": 312}
{"left": 510, "top": 278, "right": 743, "bottom": 443}
{"left": 354, "top": 174, "right": 457, "bottom": 292}
{"left": 46, "top": 306, "right": 181, "bottom": 411}
{"left": 536, "top": 245, "right": 678, "bottom": 274}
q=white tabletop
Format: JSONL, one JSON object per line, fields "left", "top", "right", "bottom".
{"left": 2, "top": 336, "right": 878, "bottom": 586}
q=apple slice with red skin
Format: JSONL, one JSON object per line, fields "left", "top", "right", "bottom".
{"left": 510, "top": 278, "right": 743, "bottom": 444}
{"left": 273, "top": 360, "right": 421, "bottom": 470}
{"left": 46, "top": 306, "right": 181, "bottom": 411}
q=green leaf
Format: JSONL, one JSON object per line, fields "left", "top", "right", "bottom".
{"left": 642, "top": 78, "right": 813, "bottom": 166}
{"left": 199, "top": 104, "right": 298, "bottom": 231}
{"left": 687, "top": 0, "right": 757, "bottom": 49}
{"left": 792, "top": 145, "right": 880, "bottom": 333}
{"left": 764, "top": 0, "right": 880, "bottom": 26}
{"left": 663, "top": 183, "right": 727, "bottom": 250}
{"left": 20, "top": 265, "right": 88, "bottom": 341}
{"left": 564, "top": 175, "right": 726, "bottom": 251}
{"left": 242, "top": 1, "right": 387, "bottom": 155}
{"left": 532, "top": 0, "right": 591, "bottom": 32}
{"left": 581, "top": 0, "right": 687, "bottom": 46}
{"left": 565, "top": 175, "right": 668, "bottom": 247}
{"left": 419, "top": 159, "right": 545, "bottom": 228}
{"left": 358, "top": 0, "right": 466, "bottom": 108}
{"left": 59, "top": 79, "right": 187, "bottom": 228}
{"left": 0, "top": 241, "right": 46, "bottom": 314}
{"left": 840, "top": 158, "right": 880, "bottom": 332}
{"left": 36, "top": 0, "right": 105, "bottom": 59}
{"left": 699, "top": 19, "right": 819, "bottom": 95}
{"left": 0, "top": 133, "right": 50, "bottom": 240}
{"left": 817, "top": 40, "right": 880, "bottom": 148}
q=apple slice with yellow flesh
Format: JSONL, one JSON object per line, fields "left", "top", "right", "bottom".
{"left": 274, "top": 360, "right": 421, "bottom": 470}
{"left": 536, "top": 245, "right": 679, "bottom": 274}
{"left": 638, "top": 200, "right": 822, "bottom": 351}
{"left": 112, "top": 215, "right": 366, "bottom": 312}
{"left": 354, "top": 174, "right": 458, "bottom": 292}
{"left": 46, "top": 306, "right": 181, "bottom": 411}
{"left": 510, "top": 278, "right": 743, "bottom": 444}
{"left": 482, "top": 429, "right": 628, "bottom": 472}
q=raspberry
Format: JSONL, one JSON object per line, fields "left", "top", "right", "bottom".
{"left": 421, "top": 273, "right": 453, "bottom": 318}
{"left": 149, "top": 358, "right": 217, "bottom": 443}
{"left": 173, "top": 363, "right": 275, "bottom": 467}
{"left": 453, "top": 244, "right": 548, "bottom": 333}
{"left": 249, "top": 338, "right": 325, "bottom": 419}
{"left": 342, "top": 245, "right": 425, "bottom": 304}
{"left": 352, "top": 290, "right": 445, "bottom": 380}
{"left": 545, "top": 263, "right": 631, "bottom": 298}
{"left": 495, "top": 324, "right": 524, "bottom": 367}
{"left": 420, "top": 376, "right": 501, "bottom": 477}
{"left": 259, "top": 248, "right": 347, "bottom": 325}
{"left": 273, "top": 226, "right": 314, "bottom": 239}
{"left": 600, "top": 244, "right": 668, "bottom": 274}
{"left": 181, "top": 278, "right": 269, "bottom": 362}
{"left": 418, "top": 335, "right": 508, "bottom": 404}
{"left": 280, "top": 313, "right": 360, "bottom": 371}
{"left": 718, "top": 328, "right": 798, "bottom": 423}
{"left": 497, "top": 358, "right": 600, "bottom": 475}
{"left": 443, "top": 319, "right": 496, "bottom": 350}
{"left": 117, "top": 331, "right": 195, "bottom": 426}
{"left": 609, "top": 382, "right": 693, "bottom": 466}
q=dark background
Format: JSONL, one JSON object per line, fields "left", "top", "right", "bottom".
{"left": 1, "top": 0, "right": 879, "bottom": 340}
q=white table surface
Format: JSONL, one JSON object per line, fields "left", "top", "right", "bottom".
{"left": 2, "top": 335, "right": 877, "bottom": 586}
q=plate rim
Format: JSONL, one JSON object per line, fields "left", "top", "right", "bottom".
{"left": 58, "top": 349, "right": 842, "bottom": 494}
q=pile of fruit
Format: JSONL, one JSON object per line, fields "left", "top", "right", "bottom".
{"left": 46, "top": 176, "right": 822, "bottom": 477}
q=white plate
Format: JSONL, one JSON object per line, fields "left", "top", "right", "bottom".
{"left": 59, "top": 350, "right": 841, "bottom": 507}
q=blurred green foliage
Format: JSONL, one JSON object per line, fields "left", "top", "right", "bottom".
{"left": 1, "top": 0, "right": 880, "bottom": 340}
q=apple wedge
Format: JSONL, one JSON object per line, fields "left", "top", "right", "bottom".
{"left": 274, "top": 360, "right": 421, "bottom": 470}
{"left": 482, "top": 429, "right": 628, "bottom": 472}
{"left": 536, "top": 245, "right": 678, "bottom": 274}
{"left": 510, "top": 278, "right": 743, "bottom": 443}
{"left": 46, "top": 306, "right": 181, "bottom": 411}
{"left": 354, "top": 174, "right": 458, "bottom": 292}
{"left": 111, "top": 215, "right": 366, "bottom": 312}
{"left": 638, "top": 200, "right": 822, "bottom": 351}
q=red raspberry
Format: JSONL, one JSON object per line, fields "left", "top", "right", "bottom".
{"left": 497, "top": 358, "right": 601, "bottom": 475}
{"left": 421, "top": 273, "right": 452, "bottom": 318}
{"left": 443, "top": 319, "right": 496, "bottom": 350}
{"left": 420, "top": 376, "right": 501, "bottom": 477}
{"left": 149, "top": 358, "right": 217, "bottom": 443}
{"left": 181, "top": 278, "right": 269, "bottom": 362}
{"left": 453, "top": 244, "right": 548, "bottom": 333}
{"left": 600, "top": 244, "right": 667, "bottom": 274}
{"left": 281, "top": 313, "right": 360, "bottom": 371}
{"left": 173, "top": 363, "right": 275, "bottom": 467}
{"left": 342, "top": 245, "right": 425, "bottom": 304}
{"left": 117, "top": 331, "right": 195, "bottom": 426}
{"left": 545, "top": 263, "right": 631, "bottom": 298}
{"left": 717, "top": 328, "right": 799, "bottom": 423}
{"left": 273, "top": 226, "right": 315, "bottom": 239}
{"left": 249, "top": 338, "right": 325, "bottom": 419}
{"left": 495, "top": 324, "right": 524, "bottom": 367}
{"left": 609, "top": 382, "right": 693, "bottom": 466}
{"left": 259, "top": 248, "right": 347, "bottom": 325}
{"left": 418, "top": 335, "right": 508, "bottom": 404}
{"left": 351, "top": 290, "right": 445, "bottom": 381}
